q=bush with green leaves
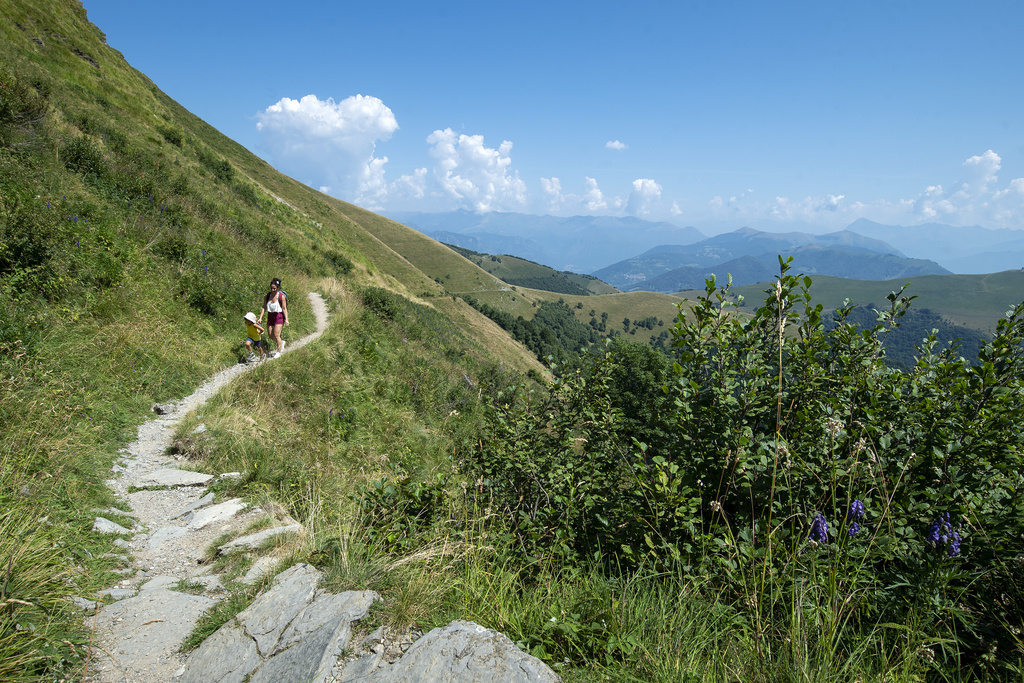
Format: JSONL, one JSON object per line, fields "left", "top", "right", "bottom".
{"left": 469, "top": 258, "right": 1024, "bottom": 678}
{"left": 361, "top": 286, "right": 403, "bottom": 321}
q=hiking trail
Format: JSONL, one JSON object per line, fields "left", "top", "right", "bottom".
{"left": 85, "top": 292, "right": 329, "bottom": 682}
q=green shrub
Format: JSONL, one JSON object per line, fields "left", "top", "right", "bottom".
{"left": 469, "top": 258, "right": 1024, "bottom": 678}
{"left": 0, "top": 67, "right": 47, "bottom": 148}
{"left": 324, "top": 249, "right": 354, "bottom": 276}
{"left": 61, "top": 135, "right": 105, "bottom": 178}
{"left": 157, "top": 124, "right": 183, "bottom": 147}
{"left": 196, "top": 147, "right": 234, "bottom": 182}
{"left": 233, "top": 182, "right": 261, "bottom": 207}
{"left": 361, "top": 286, "right": 402, "bottom": 321}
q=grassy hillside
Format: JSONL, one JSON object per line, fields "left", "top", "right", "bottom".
{"left": 0, "top": 1, "right": 543, "bottom": 677}
{"left": 443, "top": 244, "right": 619, "bottom": 296}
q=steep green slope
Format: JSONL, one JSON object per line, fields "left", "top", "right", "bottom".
{"left": 444, "top": 244, "right": 620, "bottom": 296}
{"left": 0, "top": 1, "right": 545, "bottom": 677}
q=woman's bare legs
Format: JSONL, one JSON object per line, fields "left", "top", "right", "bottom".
{"left": 270, "top": 323, "right": 284, "bottom": 355}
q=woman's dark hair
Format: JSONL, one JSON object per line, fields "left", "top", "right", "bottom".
{"left": 265, "top": 278, "right": 283, "bottom": 304}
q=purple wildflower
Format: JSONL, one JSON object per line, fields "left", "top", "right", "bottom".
{"left": 927, "top": 513, "right": 962, "bottom": 557}
{"left": 846, "top": 499, "right": 866, "bottom": 537}
{"left": 809, "top": 514, "right": 829, "bottom": 544}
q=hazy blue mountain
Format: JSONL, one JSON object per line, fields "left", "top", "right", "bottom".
{"left": 844, "top": 219, "right": 1024, "bottom": 273}
{"left": 628, "top": 255, "right": 776, "bottom": 293}
{"left": 944, "top": 246, "right": 1024, "bottom": 274}
{"left": 615, "top": 247, "right": 948, "bottom": 294}
{"left": 694, "top": 226, "right": 906, "bottom": 257}
{"left": 384, "top": 210, "right": 705, "bottom": 272}
{"left": 783, "top": 246, "right": 950, "bottom": 281}
{"left": 594, "top": 227, "right": 943, "bottom": 290}
{"left": 426, "top": 230, "right": 548, "bottom": 264}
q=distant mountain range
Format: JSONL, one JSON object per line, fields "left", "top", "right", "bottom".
{"left": 844, "top": 219, "right": 1024, "bottom": 273}
{"left": 384, "top": 210, "right": 704, "bottom": 273}
{"left": 387, "top": 210, "right": 1024, "bottom": 285}
{"left": 593, "top": 227, "right": 950, "bottom": 292}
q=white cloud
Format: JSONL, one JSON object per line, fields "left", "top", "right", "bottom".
{"left": 540, "top": 177, "right": 564, "bottom": 213}
{"left": 393, "top": 168, "right": 428, "bottom": 200}
{"left": 911, "top": 150, "right": 1017, "bottom": 223}
{"left": 356, "top": 156, "right": 390, "bottom": 209}
{"left": 670, "top": 201, "right": 682, "bottom": 216}
{"left": 584, "top": 177, "right": 611, "bottom": 211}
{"left": 536, "top": 176, "right": 633, "bottom": 215}
{"left": 626, "top": 178, "right": 662, "bottom": 216}
{"left": 994, "top": 177, "right": 1024, "bottom": 200}
{"left": 606, "top": 140, "right": 628, "bottom": 151}
{"left": 818, "top": 193, "right": 845, "bottom": 212}
{"left": 702, "top": 150, "right": 1024, "bottom": 230}
{"left": 424, "top": 129, "right": 527, "bottom": 212}
{"left": 954, "top": 149, "right": 1000, "bottom": 198}
{"left": 256, "top": 94, "right": 397, "bottom": 201}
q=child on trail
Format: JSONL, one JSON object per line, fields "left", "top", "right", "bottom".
{"left": 243, "top": 312, "right": 267, "bottom": 362}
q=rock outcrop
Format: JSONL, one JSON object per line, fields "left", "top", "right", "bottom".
{"left": 181, "top": 564, "right": 560, "bottom": 683}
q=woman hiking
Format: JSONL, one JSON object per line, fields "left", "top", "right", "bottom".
{"left": 258, "top": 277, "right": 289, "bottom": 358}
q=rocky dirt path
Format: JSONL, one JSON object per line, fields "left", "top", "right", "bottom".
{"left": 85, "top": 293, "right": 329, "bottom": 682}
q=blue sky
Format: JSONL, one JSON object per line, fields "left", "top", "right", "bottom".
{"left": 83, "top": 0, "right": 1024, "bottom": 233}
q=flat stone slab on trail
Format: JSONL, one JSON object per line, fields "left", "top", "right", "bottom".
{"left": 185, "top": 498, "right": 247, "bottom": 530}
{"left": 173, "top": 492, "right": 215, "bottom": 519}
{"left": 134, "top": 469, "right": 214, "bottom": 487}
{"left": 180, "top": 564, "right": 378, "bottom": 683}
{"left": 148, "top": 525, "right": 189, "bottom": 550}
{"left": 93, "top": 517, "right": 132, "bottom": 535}
{"left": 92, "top": 588, "right": 216, "bottom": 680}
{"left": 218, "top": 523, "right": 303, "bottom": 554}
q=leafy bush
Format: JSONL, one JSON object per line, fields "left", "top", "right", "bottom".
{"left": 233, "top": 182, "right": 261, "bottom": 207}
{"left": 469, "top": 258, "right": 1024, "bottom": 677}
{"left": 61, "top": 135, "right": 105, "bottom": 178}
{"left": 196, "top": 147, "right": 234, "bottom": 182}
{"left": 157, "top": 124, "right": 183, "bottom": 147}
{"left": 323, "top": 249, "right": 354, "bottom": 276}
{"left": 361, "top": 286, "right": 402, "bottom": 321}
{"left": 0, "top": 67, "right": 47, "bottom": 148}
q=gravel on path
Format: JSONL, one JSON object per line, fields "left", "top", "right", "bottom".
{"left": 86, "top": 293, "right": 329, "bottom": 683}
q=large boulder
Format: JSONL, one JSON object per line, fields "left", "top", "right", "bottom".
{"left": 179, "top": 563, "right": 377, "bottom": 683}
{"left": 341, "top": 620, "right": 560, "bottom": 682}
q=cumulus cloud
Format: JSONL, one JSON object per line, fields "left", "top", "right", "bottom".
{"left": 705, "top": 150, "right": 1024, "bottom": 229}
{"left": 424, "top": 129, "right": 527, "bottom": 212}
{"left": 393, "top": 167, "right": 428, "bottom": 200}
{"left": 606, "top": 140, "right": 628, "bottom": 151}
{"left": 539, "top": 176, "right": 628, "bottom": 215}
{"left": 584, "top": 177, "right": 612, "bottom": 211}
{"left": 256, "top": 94, "right": 398, "bottom": 202}
{"left": 818, "top": 194, "right": 845, "bottom": 212}
{"left": 911, "top": 150, "right": 1024, "bottom": 224}
{"left": 540, "top": 177, "right": 564, "bottom": 213}
{"left": 626, "top": 178, "right": 662, "bottom": 216}
{"left": 954, "top": 149, "right": 1001, "bottom": 198}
